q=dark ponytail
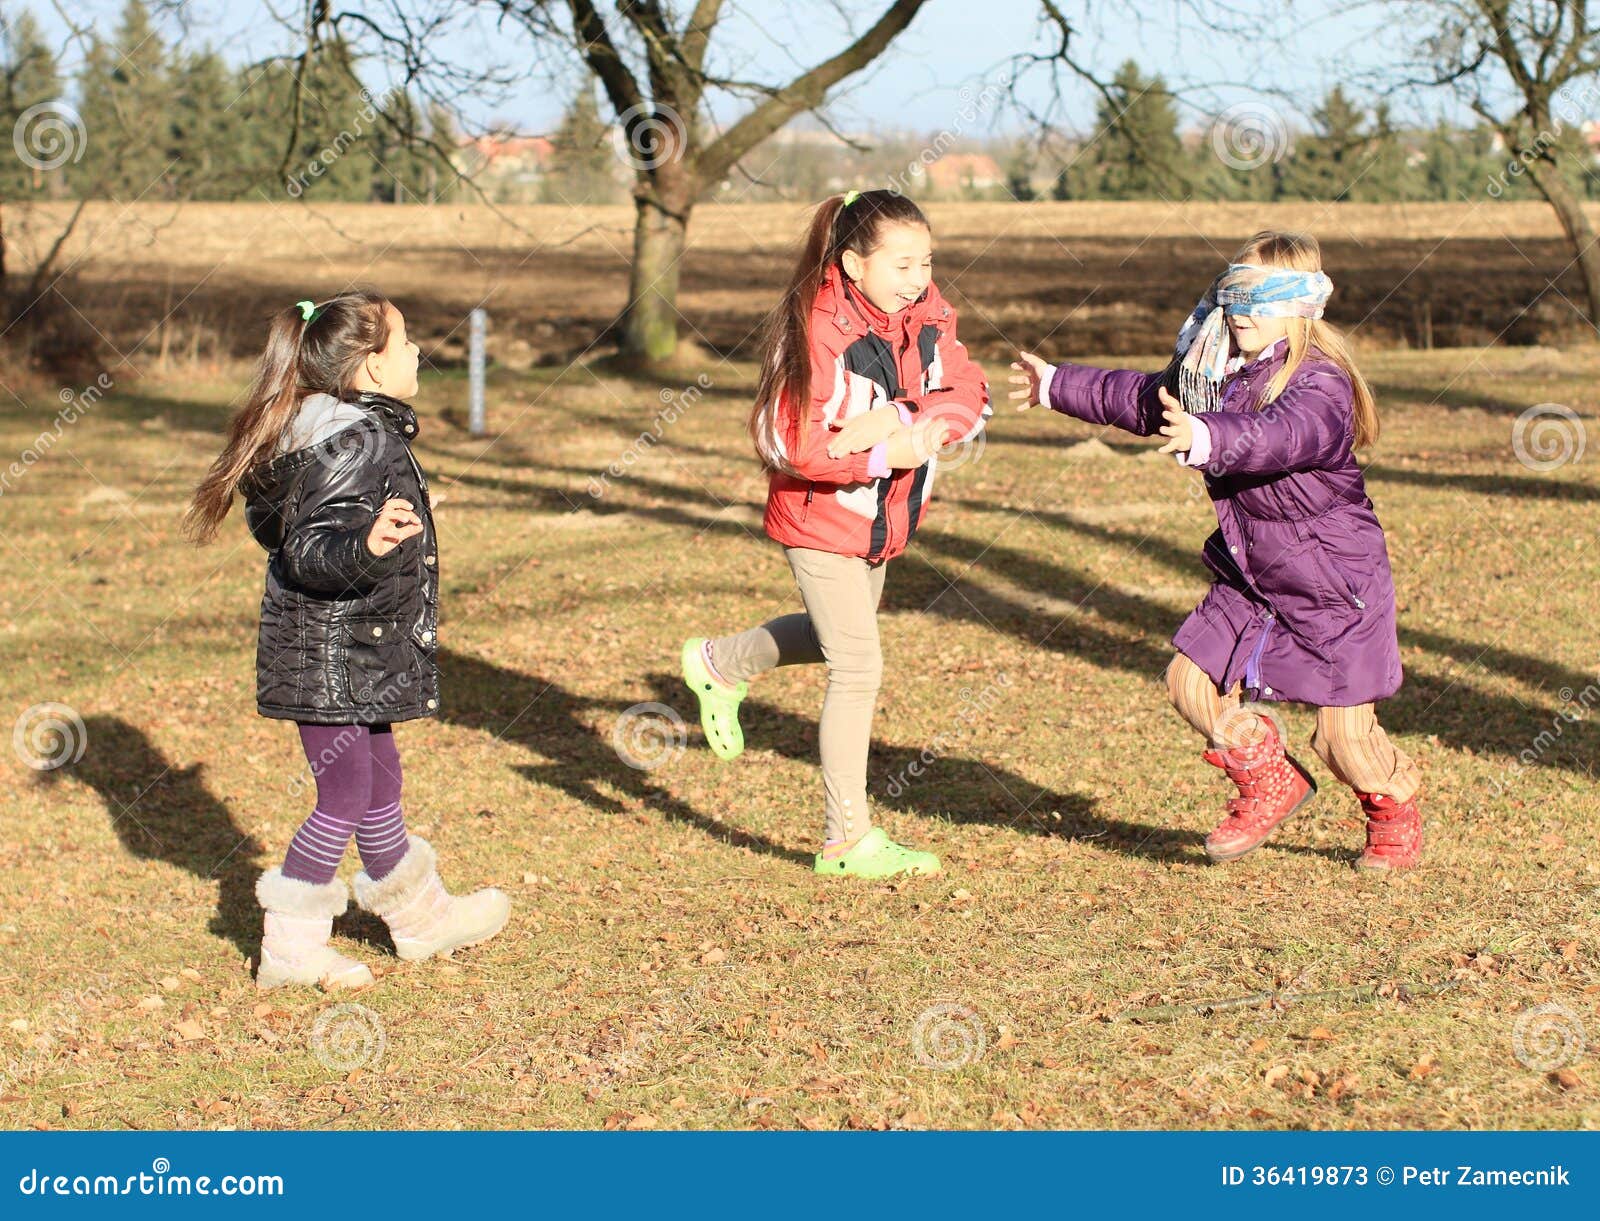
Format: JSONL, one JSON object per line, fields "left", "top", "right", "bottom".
{"left": 748, "top": 190, "right": 929, "bottom": 474}
{"left": 183, "top": 288, "right": 393, "bottom": 544}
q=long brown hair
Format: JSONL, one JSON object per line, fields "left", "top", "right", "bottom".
{"left": 748, "top": 190, "right": 930, "bottom": 474}
{"left": 1232, "top": 230, "right": 1379, "bottom": 449}
{"left": 183, "top": 289, "right": 394, "bottom": 544}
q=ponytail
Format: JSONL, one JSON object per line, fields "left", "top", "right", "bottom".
{"left": 748, "top": 190, "right": 929, "bottom": 474}
{"left": 183, "top": 289, "right": 392, "bottom": 544}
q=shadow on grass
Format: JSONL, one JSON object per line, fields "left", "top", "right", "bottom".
{"left": 437, "top": 648, "right": 811, "bottom": 868}
{"left": 432, "top": 643, "right": 1256, "bottom": 866}
{"left": 1365, "top": 464, "right": 1600, "bottom": 502}
{"left": 67, "top": 715, "right": 265, "bottom": 959}
{"left": 430, "top": 452, "right": 1600, "bottom": 785}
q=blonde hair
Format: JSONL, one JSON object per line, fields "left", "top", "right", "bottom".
{"left": 1231, "top": 230, "right": 1378, "bottom": 449}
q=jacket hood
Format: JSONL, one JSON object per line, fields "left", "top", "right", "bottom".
{"left": 246, "top": 391, "right": 419, "bottom": 505}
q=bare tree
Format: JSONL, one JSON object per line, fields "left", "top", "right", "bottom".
{"left": 255, "top": 1, "right": 939, "bottom": 364}
{"left": 1386, "top": 0, "right": 1600, "bottom": 327}
{"left": 491, "top": 1, "right": 934, "bottom": 364}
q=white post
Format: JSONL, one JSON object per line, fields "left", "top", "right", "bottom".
{"left": 468, "top": 308, "right": 488, "bottom": 437}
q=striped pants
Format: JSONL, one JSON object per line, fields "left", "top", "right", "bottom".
{"left": 1165, "top": 652, "right": 1420, "bottom": 801}
{"left": 281, "top": 723, "right": 413, "bottom": 884}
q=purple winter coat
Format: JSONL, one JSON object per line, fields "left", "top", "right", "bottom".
{"left": 1048, "top": 347, "right": 1402, "bottom": 708}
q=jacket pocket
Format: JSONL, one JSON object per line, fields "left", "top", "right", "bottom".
{"left": 1261, "top": 539, "right": 1364, "bottom": 647}
{"left": 342, "top": 617, "right": 418, "bottom": 706}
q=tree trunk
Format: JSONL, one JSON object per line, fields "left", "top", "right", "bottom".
{"left": 1526, "top": 155, "right": 1600, "bottom": 329}
{"left": 621, "top": 170, "right": 695, "bottom": 363}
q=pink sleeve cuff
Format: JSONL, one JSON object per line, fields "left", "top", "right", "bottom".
{"left": 867, "top": 440, "right": 891, "bottom": 479}
{"left": 894, "top": 401, "right": 914, "bottom": 425}
{"left": 1178, "top": 415, "right": 1212, "bottom": 467}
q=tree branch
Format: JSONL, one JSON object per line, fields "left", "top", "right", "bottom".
{"left": 693, "top": 0, "right": 928, "bottom": 184}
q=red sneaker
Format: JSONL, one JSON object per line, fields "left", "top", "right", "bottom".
{"left": 1353, "top": 791, "right": 1422, "bottom": 871}
{"left": 1201, "top": 717, "right": 1317, "bottom": 862}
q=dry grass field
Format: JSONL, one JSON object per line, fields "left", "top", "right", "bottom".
{"left": 8, "top": 198, "right": 1600, "bottom": 367}
{"left": 0, "top": 201, "right": 1597, "bottom": 1130}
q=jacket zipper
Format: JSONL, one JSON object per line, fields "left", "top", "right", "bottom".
{"left": 1244, "top": 611, "right": 1274, "bottom": 695}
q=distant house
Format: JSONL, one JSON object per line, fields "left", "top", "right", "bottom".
{"left": 457, "top": 134, "right": 555, "bottom": 199}
{"left": 1583, "top": 120, "right": 1600, "bottom": 160}
{"left": 923, "top": 152, "right": 1005, "bottom": 195}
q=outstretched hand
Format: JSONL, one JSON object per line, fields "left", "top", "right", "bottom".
{"left": 1155, "top": 385, "right": 1195, "bottom": 455}
{"left": 1008, "top": 351, "right": 1052, "bottom": 410}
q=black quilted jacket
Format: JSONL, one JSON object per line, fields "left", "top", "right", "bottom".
{"left": 241, "top": 391, "right": 439, "bottom": 724}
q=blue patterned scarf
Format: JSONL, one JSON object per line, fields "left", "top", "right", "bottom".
{"left": 1172, "top": 263, "right": 1333, "bottom": 412}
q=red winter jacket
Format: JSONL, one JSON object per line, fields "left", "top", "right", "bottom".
{"left": 763, "top": 266, "right": 990, "bottom": 564}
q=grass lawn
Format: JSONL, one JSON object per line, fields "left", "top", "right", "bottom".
{"left": 1, "top": 341, "right": 1597, "bottom": 1129}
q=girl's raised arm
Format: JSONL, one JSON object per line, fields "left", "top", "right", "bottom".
{"left": 1011, "top": 350, "right": 1165, "bottom": 436}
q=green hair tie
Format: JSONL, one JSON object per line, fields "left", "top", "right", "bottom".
{"left": 841, "top": 189, "right": 861, "bottom": 207}
{"left": 296, "top": 299, "right": 317, "bottom": 323}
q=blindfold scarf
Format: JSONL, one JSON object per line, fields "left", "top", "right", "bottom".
{"left": 1171, "top": 263, "right": 1333, "bottom": 412}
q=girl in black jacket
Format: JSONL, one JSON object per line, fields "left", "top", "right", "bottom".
{"left": 185, "top": 290, "right": 509, "bottom": 990}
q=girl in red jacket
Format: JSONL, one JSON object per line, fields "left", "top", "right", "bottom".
{"left": 681, "top": 189, "right": 990, "bottom": 878}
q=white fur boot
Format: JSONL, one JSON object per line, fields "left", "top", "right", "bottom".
{"left": 255, "top": 869, "right": 374, "bottom": 990}
{"left": 353, "top": 836, "right": 510, "bottom": 961}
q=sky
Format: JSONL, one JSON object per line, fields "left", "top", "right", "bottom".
{"left": 23, "top": 0, "right": 1499, "bottom": 139}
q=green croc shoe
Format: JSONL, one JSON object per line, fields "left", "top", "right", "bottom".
{"left": 813, "top": 827, "right": 941, "bottom": 878}
{"left": 681, "top": 637, "right": 747, "bottom": 761}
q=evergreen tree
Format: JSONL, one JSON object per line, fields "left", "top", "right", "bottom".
{"left": 542, "top": 85, "right": 620, "bottom": 204}
{"left": 0, "top": 6, "right": 62, "bottom": 197}
{"left": 1003, "top": 139, "right": 1037, "bottom": 201}
{"left": 1279, "top": 85, "right": 1368, "bottom": 201}
{"left": 74, "top": 0, "right": 174, "bottom": 199}
{"left": 1086, "top": 60, "right": 1186, "bottom": 200}
{"left": 169, "top": 49, "right": 251, "bottom": 199}
{"left": 1422, "top": 119, "right": 1468, "bottom": 200}
{"left": 211, "top": 35, "right": 377, "bottom": 202}
{"left": 371, "top": 89, "right": 435, "bottom": 203}
{"left": 424, "top": 101, "right": 461, "bottom": 203}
